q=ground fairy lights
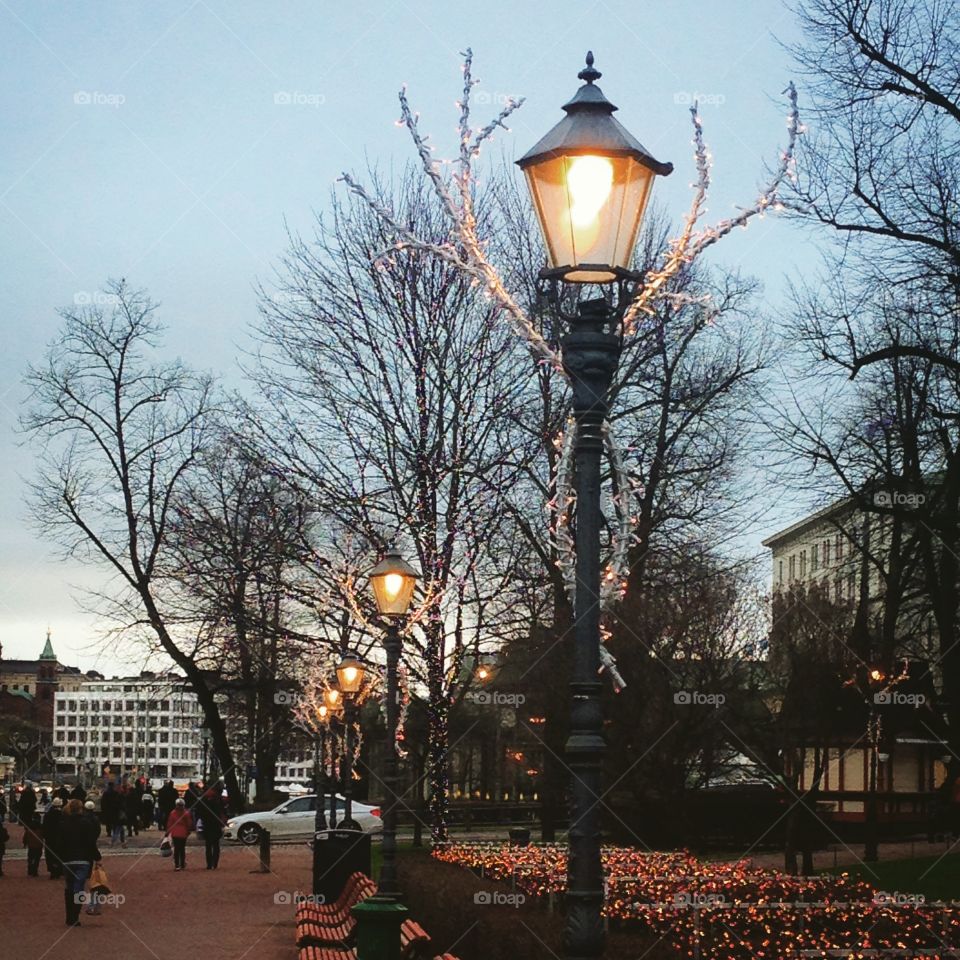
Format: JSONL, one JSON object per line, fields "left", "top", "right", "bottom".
{"left": 433, "top": 841, "right": 960, "bottom": 959}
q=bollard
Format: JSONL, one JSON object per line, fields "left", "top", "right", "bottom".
{"left": 254, "top": 828, "right": 271, "bottom": 873}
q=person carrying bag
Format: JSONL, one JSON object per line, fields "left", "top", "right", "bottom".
{"left": 164, "top": 798, "right": 193, "bottom": 871}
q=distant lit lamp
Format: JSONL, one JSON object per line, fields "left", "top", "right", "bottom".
{"left": 335, "top": 655, "right": 366, "bottom": 831}
{"left": 324, "top": 687, "right": 341, "bottom": 711}
{"left": 336, "top": 655, "right": 365, "bottom": 695}
{"left": 368, "top": 546, "right": 420, "bottom": 902}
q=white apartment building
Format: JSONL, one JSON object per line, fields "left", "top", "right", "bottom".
{"left": 763, "top": 499, "right": 865, "bottom": 601}
{"left": 53, "top": 673, "right": 203, "bottom": 782}
{"left": 763, "top": 497, "right": 947, "bottom": 823}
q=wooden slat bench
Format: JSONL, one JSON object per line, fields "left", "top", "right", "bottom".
{"left": 296, "top": 918, "right": 433, "bottom": 960}
{"left": 296, "top": 873, "right": 375, "bottom": 923}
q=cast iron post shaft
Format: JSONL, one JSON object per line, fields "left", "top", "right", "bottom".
{"left": 561, "top": 297, "right": 620, "bottom": 960}
{"left": 377, "top": 620, "right": 403, "bottom": 899}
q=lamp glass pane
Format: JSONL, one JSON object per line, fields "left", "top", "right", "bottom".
{"left": 336, "top": 659, "right": 364, "bottom": 694}
{"left": 371, "top": 571, "right": 417, "bottom": 616}
{"left": 524, "top": 154, "right": 655, "bottom": 282}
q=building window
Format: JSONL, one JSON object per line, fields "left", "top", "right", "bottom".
{"left": 835, "top": 534, "right": 844, "bottom": 561}
{"left": 789, "top": 555, "right": 796, "bottom": 580}
{"left": 835, "top": 577, "right": 843, "bottom": 602}
{"left": 848, "top": 573, "right": 856, "bottom": 599}
{"left": 778, "top": 559, "right": 784, "bottom": 584}
{"left": 800, "top": 550, "right": 807, "bottom": 578}
{"left": 824, "top": 539, "right": 831, "bottom": 564}
{"left": 811, "top": 544, "right": 818, "bottom": 572}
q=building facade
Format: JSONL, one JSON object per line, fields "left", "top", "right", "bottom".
{"left": 763, "top": 498, "right": 948, "bottom": 824}
{"left": 53, "top": 673, "right": 204, "bottom": 783}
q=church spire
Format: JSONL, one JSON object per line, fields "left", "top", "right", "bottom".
{"left": 39, "top": 627, "right": 56, "bottom": 661}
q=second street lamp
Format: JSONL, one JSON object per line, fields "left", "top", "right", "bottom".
{"left": 324, "top": 687, "right": 342, "bottom": 828}
{"left": 336, "top": 655, "right": 366, "bottom": 830}
{"left": 518, "top": 52, "right": 672, "bottom": 960}
{"left": 314, "top": 704, "right": 330, "bottom": 834}
{"left": 368, "top": 545, "right": 420, "bottom": 901}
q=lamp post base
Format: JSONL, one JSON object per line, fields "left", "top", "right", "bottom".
{"left": 352, "top": 899, "right": 408, "bottom": 960}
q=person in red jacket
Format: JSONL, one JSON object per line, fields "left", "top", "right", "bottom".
{"left": 165, "top": 798, "right": 193, "bottom": 871}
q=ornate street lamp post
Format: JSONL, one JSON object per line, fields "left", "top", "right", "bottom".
{"left": 200, "top": 723, "right": 211, "bottom": 786}
{"left": 314, "top": 703, "right": 330, "bottom": 833}
{"left": 336, "top": 654, "right": 366, "bottom": 831}
{"left": 352, "top": 548, "right": 420, "bottom": 960}
{"left": 325, "top": 687, "right": 342, "bottom": 828}
{"left": 518, "top": 52, "right": 672, "bottom": 960}
{"left": 368, "top": 545, "right": 420, "bottom": 900}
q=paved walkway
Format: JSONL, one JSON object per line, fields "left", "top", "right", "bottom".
{"left": 1, "top": 823, "right": 306, "bottom": 960}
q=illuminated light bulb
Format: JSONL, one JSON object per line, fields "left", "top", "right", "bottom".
{"left": 343, "top": 666, "right": 358, "bottom": 686}
{"left": 384, "top": 572, "right": 405, "bottom": 600}
{"left": 566, "top": 155, "right": 613, "bottom": 228}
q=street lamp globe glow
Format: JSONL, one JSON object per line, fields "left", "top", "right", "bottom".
{"left": 324, "top": 687, "right": 341, "bottom": 710}
{"left": 517, "top": 52, "right": 672, "bottom": 284}
{"left": 336, "top": 655, "right": 365, "bottom": 695}
{"left": 369, "top": 545, "right": 421, "bottom": 616}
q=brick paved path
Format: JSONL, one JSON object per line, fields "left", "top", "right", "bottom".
{"left": 2, "top": 822, "right": 306, "bottom": 960}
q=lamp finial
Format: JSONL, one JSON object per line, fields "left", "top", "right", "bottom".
{"left": 579, "top": 51, "right": 601, "bottom": 84}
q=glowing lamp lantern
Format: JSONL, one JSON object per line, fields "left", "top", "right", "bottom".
{"left": 324, "top": 687, "right": 342, "bottom": 711}
{"left": 517, "top": 52, "right": 673, "bottom": 283}
{"left": 336, "top": 655, "right": 365, "bottom": 695}
{"left": 369, "top": 545, "right": 420, "bottom": 617}
{"left": 317, "top": 704, "right": 328, "bottom": 723}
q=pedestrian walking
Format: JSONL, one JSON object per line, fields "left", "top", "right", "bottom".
{"left": 165, "top": 798, "right": 193, "bottom": 871}
{"left": 195, "top": 782, "right": 225, "bottom": 869}
{"left": 59, "top": 799, "right": 102, "bottom": 927}
{"left": 100, "top": 782, "right": 119, "bottom": 842}
{"left": 70, "top": 782, "right": 87, "bottom": 803}
{"left": 82, "top": 800, "right": 101, "bottom": 836}
{"left": 18, "top": 782, "right": 37, "bottom": 824}
{"left": 23, "top": 812, "right": 44, "bottom": 876}
{"left": 124, "top": 785, "right": 140, "bottom": 838}
{"left": 141, "top": 789, "right": 155, "bottom": 830}
{"left": 56, "top": 784, "right": 71, "bottom": 804}
{"left": 156, "top": 779, "right": 177, "bottom": 830}
{"left": 43, "top": 797, "right": 65, "bottom": 879}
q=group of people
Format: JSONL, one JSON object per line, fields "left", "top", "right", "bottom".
{"left": 99, "top": 779, "right": 163, "bottom": 844}
{"left": 0, "top": 793, "right": 102, "bottom": 925}
{"left": 0, "top": 777, "right": 230, "bottom": 925}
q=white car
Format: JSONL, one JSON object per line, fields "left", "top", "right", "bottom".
{"left": 223, "top": 794, "right": 381, "bottom": 844}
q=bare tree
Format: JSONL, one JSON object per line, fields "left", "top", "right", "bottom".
{"left": 777, "top": 0, "right": 960, "bottom": 768}
{"left": 163, "top": 430, "right": 313, "bottom": 802}
{"left": 20, "top": 280, "right": 249, "bottom": 809}
{"left": 251, "top": 171, "right": 530, "bottom": 841}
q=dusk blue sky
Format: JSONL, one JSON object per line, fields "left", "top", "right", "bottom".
{"left": 0, "top": 0, "right": 822, "bottom": 673}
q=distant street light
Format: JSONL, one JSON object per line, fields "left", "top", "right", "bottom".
{"left": 368, "top": 545, "right": 420, "bottom": 901}
{"left": 200, "top": 723, "right": 211, "bottom": 785}
{"left": 335, "top": 655, "right": 366, "bottom": 830}
{"left": 313, "top": 703, "right": 329, "bottom": 834}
